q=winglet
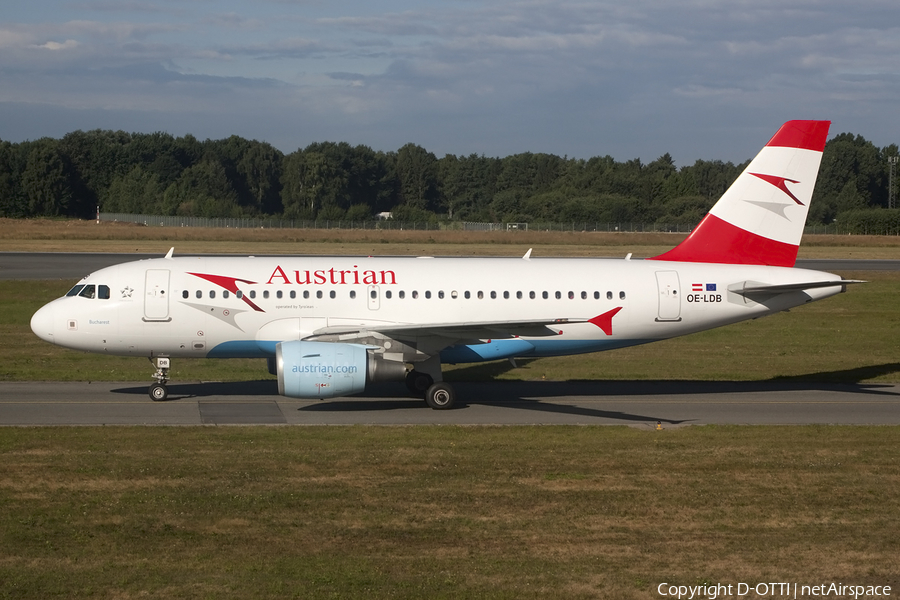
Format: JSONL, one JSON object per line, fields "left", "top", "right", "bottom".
{"left": 523, "top": 248, "right": 533, "bottom": 260}
{"left": 165, "top": 247, "right": 174, "bottom": 259}
{"left": 652, "top": 120, "right": 831, "bottom": 267}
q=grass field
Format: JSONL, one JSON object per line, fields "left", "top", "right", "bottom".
{"left": 1, "top": 426, "right": 898, "bottom": 599}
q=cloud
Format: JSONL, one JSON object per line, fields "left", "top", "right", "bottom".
{"left": 0, "top": 0, "right": 898, "bottom": 163}
{"left": 35, "top": 40, "right": 81, "bottom": 51}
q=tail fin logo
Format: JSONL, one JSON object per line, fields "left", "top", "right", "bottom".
{"left": 749, "top": 173, "right": 803, "bottom": 205}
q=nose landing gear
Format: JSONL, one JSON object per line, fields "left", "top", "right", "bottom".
{"left": 148, "top": 356, "right": 170, "bottom": 401}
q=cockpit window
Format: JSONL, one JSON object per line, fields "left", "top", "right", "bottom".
{"left": 65, "top": 283, "right": 109, "bottom": 299}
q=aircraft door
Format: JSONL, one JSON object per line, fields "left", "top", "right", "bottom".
{"left": 655, "top": 271, "right": 681, "bottom": 322}
{"left": 367, "top": 285, "right": 380, "bottom": 310}
{"left": 144, "top": 269, "right": 171, "bottom": 321}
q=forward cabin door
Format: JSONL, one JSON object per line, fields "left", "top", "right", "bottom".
{"left": 144, "top": 269, "right": 171, "bottom": 321}
{"left": 655, "top": 270, "right": 681, "bottom": 322}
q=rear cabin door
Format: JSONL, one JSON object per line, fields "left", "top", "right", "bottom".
{"left": 144, "top": 269, "right": 171, "bottom": 321}
{"left": 655, "top": 270, "right": 681, "bottom": 322}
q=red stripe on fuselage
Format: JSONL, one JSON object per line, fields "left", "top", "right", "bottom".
{"left": 188, "top": 272, "right": 265, "bottom": 312}
{"left": 651, "top": 213, "right": 798, "bottom": 267}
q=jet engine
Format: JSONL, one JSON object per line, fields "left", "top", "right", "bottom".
{"left": 275, "top": 340, "right": 407, "bottom": 399}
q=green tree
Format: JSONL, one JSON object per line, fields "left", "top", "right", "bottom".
{"left": 280, "top": 146, "right": 350, "bottom": 219}
{"left": 162, "top": 159, "right": 241, "bottom": 217}
{"left": 104, "top": 166, "right": 165, "bottom": 214}
{"left": 0, "top": 141, "right": 27, "bottom": 217}
{"left": 395, "top": 143, "right": 440, "bottom": 212}
{"left": 21, "top": 139, "right": 74, "bottom": 217}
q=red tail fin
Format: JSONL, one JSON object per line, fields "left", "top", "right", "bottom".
{"left": 652, "top": 120, "right": 830, "bottom": 267}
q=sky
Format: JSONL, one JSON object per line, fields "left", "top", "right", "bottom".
{"left": 1, "top": 0, "right": 899, "bottom": 165}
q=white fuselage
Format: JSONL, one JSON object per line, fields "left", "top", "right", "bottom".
{"left": 30, "top": 254, "right": 843, "bottom": 363}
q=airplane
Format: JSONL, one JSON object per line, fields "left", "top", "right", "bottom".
{"left": 30, "top": 120, "right": 860, "bottom": 409}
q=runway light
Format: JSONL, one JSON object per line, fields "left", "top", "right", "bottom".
{"left": 656, "top": 421, "right": 662, "bottom": 431}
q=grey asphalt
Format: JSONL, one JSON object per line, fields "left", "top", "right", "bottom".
{"left": 3, "top": 252, "right": 898, "bottom": 426}
{"left": 1, "top": 380, "right": 898, "bottom": 426}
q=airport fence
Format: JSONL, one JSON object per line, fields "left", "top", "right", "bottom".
{"left": 99, "top": 213, "right": 898, "bottom": 236}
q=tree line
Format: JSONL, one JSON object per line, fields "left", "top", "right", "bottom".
{"left": 0, "top": 129, "right": 897, "bottom": 226}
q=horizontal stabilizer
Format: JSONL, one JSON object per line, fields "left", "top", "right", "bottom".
{"left": 732, "top": 279, "right": 865, "bottom": 296}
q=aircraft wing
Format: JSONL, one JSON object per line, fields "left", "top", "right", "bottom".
{"left": 309, "top": 317, "right": 585, "bottom": 342}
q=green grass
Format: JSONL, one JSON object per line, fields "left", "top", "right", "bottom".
{"left": 5, "top": 271, "right": 899, "bottom": 384}
{"left": 1, "top": 426, "right": 898, "bottom": 599}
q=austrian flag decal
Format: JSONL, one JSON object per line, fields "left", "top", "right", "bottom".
{"left": 692, "top": 283, "right": 717, "bottom": 292}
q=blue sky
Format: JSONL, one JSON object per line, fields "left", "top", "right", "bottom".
{"left": 1, "top": 0, "right": 898, "bottom": 164}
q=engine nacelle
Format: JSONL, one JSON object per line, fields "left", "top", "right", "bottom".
{"left": 275, "top": 340, "right": 407, "bottom": 399}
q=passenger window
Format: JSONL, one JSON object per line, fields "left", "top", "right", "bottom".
{"left": 542, "top": 291, "right": 549, "bottom": 299}
{"left": 594, "top": 292, "right": 600, "bottom": 300}
{"left": 477, "top": 291, "right": 484, "bottom": 299}
{"left": 412, "top": 290, "right": 419, "bottom": 299}
{"left": 99, "top": 285, "right": 110, "bottom": 299}
{"left": 464, "top": 291, "right": 471, "bottom": 299}
{"left": 529, "top": 291, "right": 535, "bottom": 299}
{"left": 223, "top": 290, "right": 230, "bottom": 299}
{"left": 182, "top": 290, "right": 189, "bottom": 299}
{"left": 330, "top": 291, "right": 336, "bottom": 299}
{"left": 399, "top": 291, "right": 405, "bottom": 299}
{"left": 503, "top": 291, "right": 509, "bottom": 299}
{"left": 79, "top": 285, "right": 96, "bottom": 299}
{"left": 425, "top": 291, "right": 431, "bottom": 299}
{"left": 210, "top": 290, "right": 216, "bottom": 299}
{"left": 236, "top": 290, "right": 243, "bottom": 299}
{"left": 569, "top": 291, "right": 575, "bottom": 300}
{"left": 451, "top": 291, "right": 458, "bottom": 299}
{"left": 384, "top": 290, "right": 390, "bottom": 299}
{"left": 66, "top": 285, "right": 85, "bottom": 297}
{"left": 517, "top": 291, "right": 523, "bottom": 299}
{"left": 196, "top": 290, "right": 202, "bottom": 299}
{"left": 276, "top": 291, "right": 283, "bottom": 299}
{"left": 490, "top": 291, "right": 497, "bottom": 299}
{"left": 620, "top": 291, "right": 626, "bottom": 300}
{"left": 439, "top": 291, "right": 445, "bottom": 299}
{"left": 303, "top": 291, "right": 309, "bottom": 299}
{"left": 263, "top": 290, "right": 269, "bottom": 299}
{"left": 555, "top": 291, "right": 561, "bottom": 299}
{"left": 607, "top": 291, "right": 613, "bottom": 300}
{"left": 250, "top": 291, "right": 256, "bottom": 299}
{"left": 290, "top": 291, "right": 296, "bottom": 299}
{"left": 316, "top": 291, "right": 323, "bottom": 299}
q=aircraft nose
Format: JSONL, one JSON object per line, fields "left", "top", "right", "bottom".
{"left": 30, "top": 303, "right": 56, "bottom": 343}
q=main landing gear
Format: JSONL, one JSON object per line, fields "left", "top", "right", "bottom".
{"left": 405, "top": 356, "right": 456, "bottom": 410}
{"left": 148, "top": 356, "right": 170, "bottom": 401}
